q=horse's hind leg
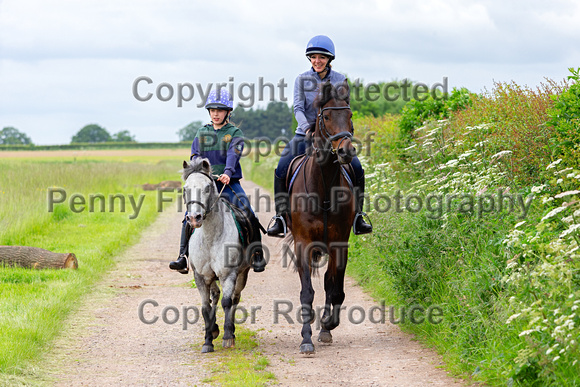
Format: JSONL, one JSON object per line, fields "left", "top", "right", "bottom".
{"left": 194, "top": 271, "right": 217, "bottom": 353}
{"left": 232, "top": 267, "right": 250, "bottom": 306}
{"left": 220, "top": 272, "right": 238, "bottom": 348}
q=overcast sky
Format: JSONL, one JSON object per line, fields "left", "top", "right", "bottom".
{"left": 1, "top": 0, "right": 579, "bottom": 145}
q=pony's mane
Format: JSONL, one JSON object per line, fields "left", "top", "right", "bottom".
{"left": 314, "top": 79, "right": 350, "bottom": 109}
{"left": 182, "top": 157, "right": 211, "bottom": 181}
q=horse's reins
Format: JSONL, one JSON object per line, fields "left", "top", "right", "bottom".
{"left": 184, "top": 171, "right": 228, "bottom": 220}
{"left": 311, "top": 105, "right": 355, "bottom": 246}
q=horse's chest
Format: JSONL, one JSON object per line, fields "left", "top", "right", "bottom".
{"left": 188, "top": 229, "right": 240, "bottom": 275}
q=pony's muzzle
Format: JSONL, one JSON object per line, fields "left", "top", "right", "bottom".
{"left": 187, "top": 213, "right": 204, "bottom": 228}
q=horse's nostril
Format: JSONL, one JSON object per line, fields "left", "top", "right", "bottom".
{"left": 195, "top": 214, "right": 202, "bottom": 222}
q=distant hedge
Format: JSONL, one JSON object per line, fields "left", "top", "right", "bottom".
{"left": 0, "top": 142, "right": 191, "bottom": 151}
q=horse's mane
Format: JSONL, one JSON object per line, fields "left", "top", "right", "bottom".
{"left": 313, "top": 79, "right": 350, "bottom": 110}
{"left": 182, "top": 157, "right": 211, "bottom": 181}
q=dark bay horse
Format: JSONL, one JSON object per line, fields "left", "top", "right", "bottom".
{"left": 286, "top": 80, "right": 357, "bottom": 354}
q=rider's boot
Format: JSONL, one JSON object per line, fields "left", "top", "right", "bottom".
{"left": 266, "top": 173, "right": 289, "bottom": 237}
{"left": 249, "top": 215, "right": 267, "bottom": 273}
{"left": 353, "top": 176, "right": 373, "bottom": 235}
{"left": 169, "top": 220, "right": 192, "bottom": 274}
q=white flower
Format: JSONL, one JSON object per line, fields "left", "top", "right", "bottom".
{"left": 506, "top": 313, "right": 521, "bottom": 324}
{"left": 543, "top": 197, "right": 555, "bottom": 204}
{"left": 555, "top": 190, "right": 580, "bottom": 199}
{"left": 557, "top": 178, "right": 564, "bottom": 184}
{"left": 541, "top": 206, "right": 568, "bottom": 222}
{"left": 546, "top": 159, "right": 563, "bottom": 170}
{"left": 531, "top": 185, "right": 547, "bottom": 193}
{"left": 445, "top": 159, "right": 459, "bottom": 167}
{"left": 491, "top": 150, "right": 512, "bottom": 159}
{"left": 560, "top": 224, "right": 580, "bottom": 239}
{"left": 403, "top": 144, "right": 417, "bottom": 151}
{"left": 553, "top": 356, "right": 561, "bottom": 362}
{"left": 514, "top": 221, "right": 526, "bottom": 229}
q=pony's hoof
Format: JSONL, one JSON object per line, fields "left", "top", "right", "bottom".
{"left": 223, "top": 338, "right": 235, "bottom": 348}
{"left": 318, "top": 331, "right": 333, "bottom": 343}
{"left": 299, "top": 343, "right": 315, "bottom": 354}
{"left": 201, "top": 344, "right": 214, "bottom": 353}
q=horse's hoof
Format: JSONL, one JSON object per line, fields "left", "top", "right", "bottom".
{"left": 212, "top": 327, "right": 220, "bottom": 340}
{"left": 318, "top": 331, "right": 333, "bottom": 343}
{"left": 299, "top": 343, "right": 316, "bottom": 354}
{"left": 321, "top": 316, "right": 339, "bottom": 331}
{"left": 223, "top": 338, "right": 235, "bottom": 348}
{"left": 201, "top": 344, "right": 214, "bottom": 353}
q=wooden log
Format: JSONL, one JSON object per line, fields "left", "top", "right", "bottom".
{"left": 0, "top": 246, "right": 78, "bottom": 269}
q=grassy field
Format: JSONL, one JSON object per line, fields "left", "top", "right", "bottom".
{"left": 0, "top": 150, "right": 186, "bottom": 380}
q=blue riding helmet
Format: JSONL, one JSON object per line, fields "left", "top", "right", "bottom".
{"left": 205, "top": 89, "right": 234, "bottom": 111}
{"left": 305, "top": 35, "right": 335, "bottom": 60}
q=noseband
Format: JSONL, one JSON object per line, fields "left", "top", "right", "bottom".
{"left": 317, "top": 106, "right": 353, "bottom": 154}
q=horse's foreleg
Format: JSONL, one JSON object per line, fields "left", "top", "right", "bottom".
{"left": 321, "top": 247, "right": 348, "bottom": 332}
{"left": 298, "top": 264, "right": 316, "bottom": 354}
{"left": 195, "top": 272, "right": 217, "bottom": 353}
{"left": 220, "top": 272, "right": 238, "bottom": 348}
{"left": 321, "top": 265, "right": 346, "bottom": 332}
{"left": 210, "top": 282, "right": 220, "bottom": 339}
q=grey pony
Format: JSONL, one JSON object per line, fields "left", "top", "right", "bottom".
{"left": 182, "top": 157, "right": 250, "bottom": 353}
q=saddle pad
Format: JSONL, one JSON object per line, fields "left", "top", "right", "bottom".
{"left": 222, "top": 200, "right": 251, "bottom": 247}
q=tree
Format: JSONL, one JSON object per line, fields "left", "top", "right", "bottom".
{"left": 112, "top": 130, "right": 136, "bottom": 142}
{"left": 0, "top": 127, "right": 33, "bottom": 145}
{"left": 71, "top": 124, "right": 111, "bottom": 143}
{"left": 177, "top": 121, "right": 204, "bottom": 142}
{"left": 231, "top": 102, "right": 292, "bottom": 140}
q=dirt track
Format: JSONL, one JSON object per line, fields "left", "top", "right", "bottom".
{"left": 45, "top": 180, "right": 464, "bottom": 386}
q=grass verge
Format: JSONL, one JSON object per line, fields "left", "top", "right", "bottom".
{"left": 0, "top": 155, "right": 182, "bottom": 379}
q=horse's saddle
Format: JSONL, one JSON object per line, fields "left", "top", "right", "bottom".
{"left": 286, "top": 154, "right": 356, "bottom": 195}
{"left": 222, "top": 199, "right": 263, "bottom": 248}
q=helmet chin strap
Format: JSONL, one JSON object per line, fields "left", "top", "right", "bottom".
{"left": 220, "top": 111, "right": 231, "bottom": 126}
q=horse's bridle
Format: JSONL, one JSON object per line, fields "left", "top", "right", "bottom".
{"left": 184, "top": 171, "right": 224, "bottom": 220}
{"left": 316, "top": 105, "right": 353, "bottom": 154}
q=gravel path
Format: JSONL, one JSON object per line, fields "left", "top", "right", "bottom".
{"left": 45, "top": 180, "right": 464, "bottom": 386}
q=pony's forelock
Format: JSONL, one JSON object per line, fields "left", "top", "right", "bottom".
{"left": 182, "top": 157, "right": 211, "bottom": 181}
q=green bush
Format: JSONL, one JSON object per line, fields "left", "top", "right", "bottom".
{"left": 547, "top": 67, "right": 580, "bottom": 167}
{"left": 398, "top": 87, "right": 473, "bottom": 140}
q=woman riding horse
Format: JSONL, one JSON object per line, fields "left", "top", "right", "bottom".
{"left": 267, "top": 35, "right": 372, "bottom": 237}
{"left": 170, "top": 90, "right": 267, "bottom": 274}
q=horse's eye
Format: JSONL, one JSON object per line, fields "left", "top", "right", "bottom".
{"left": 323, "top": 115, "right": 330, "bottom": 121}
{"left": 204, "top": 185, "right": 210, "bottom": 193}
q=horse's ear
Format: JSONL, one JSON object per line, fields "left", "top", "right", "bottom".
{"left": 321, "top": 81, "right": 333, "bottom": 101}
{"left": 315, "top": 81, "right": 333, "bottom": 109}
{"left": 183, "top": 160, "right": 189, "bottom": 168}
{"left": 201, "top": 158, "right": 211, "bottom": 173}
{"left": 336, "top": 79, "right": 350, "bottom": 104}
